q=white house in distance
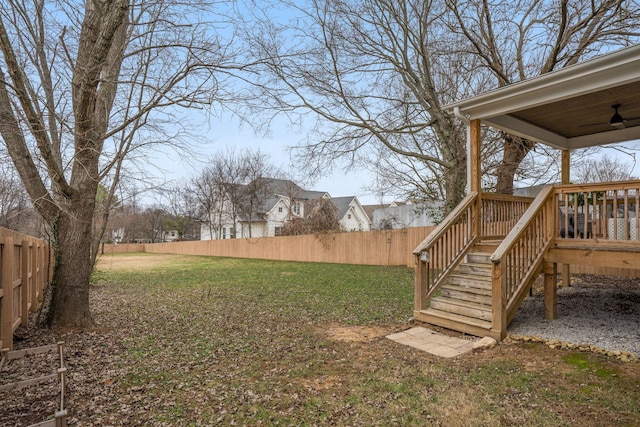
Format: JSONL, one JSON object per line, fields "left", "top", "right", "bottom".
{"left": 332, "top": 196, "right": 371, "bottom": 232}
{"left": 368, "top": 201, "right": 443, "bottom": 230}
{"left": 200, "top": 178, "right": 371, "bottom": 240}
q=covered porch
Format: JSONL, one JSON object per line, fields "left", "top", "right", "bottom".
{"left": 413, "top": 45, "right": 640, "bottom": 340}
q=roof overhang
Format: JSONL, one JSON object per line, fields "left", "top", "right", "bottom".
{"left": 445, "top": 44, "right": 640, "bottom": 150}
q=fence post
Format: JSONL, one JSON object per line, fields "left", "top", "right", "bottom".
{"left": 32, "top": 241, "right": 39, "bottom": 310}
{"left": 2, "top": 236, "right": 15, "bottom": 350}
{"left": 40, "top": 242, "right": 49, "bottom": 303}
{"left": 22, "top": 240, "right": 30, "bottom": 327}
{"left": 46, "top": 242, "right": 52, "bottom": 296}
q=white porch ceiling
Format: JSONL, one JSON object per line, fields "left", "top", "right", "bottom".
{"left": 445, "top": 45, "right": 640, "bottom": 150}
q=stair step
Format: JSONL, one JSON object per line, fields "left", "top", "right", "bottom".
{"left": 430, "top": 296, "right": 492, "bottom": 321}
{"left": 448, "top": 273, "right": 492, "bottom": 289}
{"left": 440, "top": 284, "right": 492, "bottom": 304}
{"left": 472, "top": 240, "right": 499, "bottom": 251}
{"left": 420, "top": 308, "right": 492, "bottom": 330}
{"left": 471, "top": 247, "right": 498, "bottom": 255}
{"left": 465, "top": 252, "right": 492, "bottom": 264}
{"left": 457, "top": 262, "right": 492, "bottom": 276}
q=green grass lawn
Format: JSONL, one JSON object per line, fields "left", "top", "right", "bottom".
{"left": 81, "top": 253, "right": 640, "bottom": 426}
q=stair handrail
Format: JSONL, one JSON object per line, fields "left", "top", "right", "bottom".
{"left": 489, "top": 185, "right": 555, "bottom": 337}
{"left": 414, "top": 192, "right": 479, "bottom": 312}
{"left": 413, "top": 191, "right": 479, "bottom": 254}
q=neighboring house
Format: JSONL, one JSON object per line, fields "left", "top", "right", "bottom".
{"left": 513, "top": 183, "right": 559, "bottom": 198}
{"left": 200, "top": 178, "right": 327, "bottom": 239}
{"left": 162, "top": 229, "right": 180, "bottom": 242}
{"left": 110, "top": 227, "right": 153, "bottom": 244}
{"left": 362, "top": 204, "right": 386, "bottom": 225}
{"left": 200, "top": 178, "right": 370, "bottom": 239}
{"left": 369, "top": 201, "right": 443, "bottom": 230}
{"left": 332, "top": 196, "right": 371, "bottom": 232}
{"left": 240, "top": 178, "right": 329, "bottom": 238}
{"left": 111, "top": 227, "right": 124, "bottom": 244}
{"left": 200, "top": 194, "right": 239, "bottom": 241}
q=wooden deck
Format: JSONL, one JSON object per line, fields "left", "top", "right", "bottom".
{"left": 413, "top": 181, "right": 640, "bottom": 340}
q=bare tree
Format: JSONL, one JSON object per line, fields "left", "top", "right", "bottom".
{"left": 192, "top": 148, "right": 282, "bottom": 239}
{"left": 242, "top": 0, "right": 470, "bottom": 212}
{"left": 241, "top": 0, "right": 639, "bottom": 211}
{"left": 157, "top": 181, "right": 200, "bottom": 240}
{"left": 447, "top": 0, "right": 640, "bottom": 193}
{"left": 192, "top": 158, "right": 229, "bottom": 240}
{"left": 280, "top": 197, "right": 343, "bottom": 235}
{"left": 138, "top": 205, "right": 167, "bottom": 243}
{"left": 573, "top": 153, "right": 636, "bottom": 183}
{"left": 0, "top": 161, "right": 39, "bottom": 233}
{"left": 0, "top": 1, "right": 244, "bottom": 327}
{"left": 238, "top": 152, "right": 285, "bottom": 237}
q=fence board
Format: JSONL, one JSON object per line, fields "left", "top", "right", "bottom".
{"left": 103, "top": 226, "right": 640, "bottom": 277}
{"left": 0, "top": 228, "right": 50, "bottom": 350}
{"left": 104, "top": 228, "right": 433, "bottom": 267}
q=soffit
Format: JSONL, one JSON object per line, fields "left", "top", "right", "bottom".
{"left": 445, "top": 45, "right": 640, "bottom": 150}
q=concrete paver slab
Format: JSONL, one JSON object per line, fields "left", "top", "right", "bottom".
{"left": 386, "top": 327, "right": 477, "bottom": 358}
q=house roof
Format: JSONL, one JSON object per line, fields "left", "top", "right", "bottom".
{"left": 236, "top": 178, "right": 330, "bottom": 221}
{"left": 332, "top": 196, "right": 372, "bottom": 225}
{"left": 331, "top": 196, "right": 356, "bottom": 219}
{"left": 444, "top": 45, "right": 640, "bottom": 150}
{"left": 256, "top": 178, "right": 328, "bottom": 202}
{"left": 256, "top": 178, "right": 305, "bottom": 198}
{"left": 301, "top": 190, "right": 328, "bottom": 200}
{"left": 362, "top": 204, "right": 386, "bottom": 220}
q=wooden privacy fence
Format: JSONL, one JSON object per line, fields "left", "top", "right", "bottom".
{"left": 105, "top": 227, "right": 436, "bottom": 267}
{"left": 0, "top": 227, "right": 51, "bottom": 350}
{"left": 105, "top": 225, "right": 640, "bottom": 278}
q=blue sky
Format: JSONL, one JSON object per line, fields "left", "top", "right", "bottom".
{"left": 152, "top": 109, "right": 640, "bottom": 207}
{"left": 149, "top": 111, "right": 384, "bottom": 206}
{"left": 203, "top": 117, "right": 382, "bottom": 204}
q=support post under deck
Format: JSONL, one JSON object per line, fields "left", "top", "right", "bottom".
{"left": 543, "top": 262, "right": 557, "bottom": 320}
{"left": 561, "top": 150, "right": 571, "bottom": 287}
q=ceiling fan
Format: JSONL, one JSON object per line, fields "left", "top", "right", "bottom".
{"left": 608, "top": 104, "right": 640, "bottom": 129}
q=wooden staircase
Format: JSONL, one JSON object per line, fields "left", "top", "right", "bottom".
{"left": 413, "top": 191, "right": 543, "bottom": 340}
{"left": 418, "top": 242, "right": 499, "bottom": 337}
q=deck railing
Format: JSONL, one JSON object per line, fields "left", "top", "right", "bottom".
{"left": 481, "top": 193, "right": 533, "bottom": 239}
{"left": 414, "top": 192, "right": 479, "bottom": 312}
{"left": 554, "top": 180, "right": 640, "bottom": 243}
{"left": 413, "top": 180, "right": 640, "bottom": 338}
{"left": 490, "top": 186, "right": 555, "bottom": 338}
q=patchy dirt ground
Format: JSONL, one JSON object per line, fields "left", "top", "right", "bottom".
{"left": 96, "top": 253, "right": 196, "bottom": 271}
{"left": 321, "top": 324, "right": 395, "bottom": 342}
{"left": 2, "top": 256, "right": 639, "bottom": 426}
{"left": 4, "top": 319, "right": 639, "bottom": 426}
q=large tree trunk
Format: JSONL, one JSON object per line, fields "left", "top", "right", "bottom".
{"left": 444, "top": 161, "right": 467, "bottom": 214}
{"left": 439, "top": 123, "right": 468, "bottom": 214}
{"left": 48, "top": 195, "right": 96, "bottom": 328}
{"left": 495, "top": 133, "right": 536, "bottom": 194}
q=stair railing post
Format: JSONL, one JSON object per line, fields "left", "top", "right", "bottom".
{"left": 491, "top": 258, "right": 506, "bottom": 339}
{"left": 472, "top": 194, "right": 481, "bottom": 242}
{"left": 414, "top": 252, "right": 428, "bottom": 313}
